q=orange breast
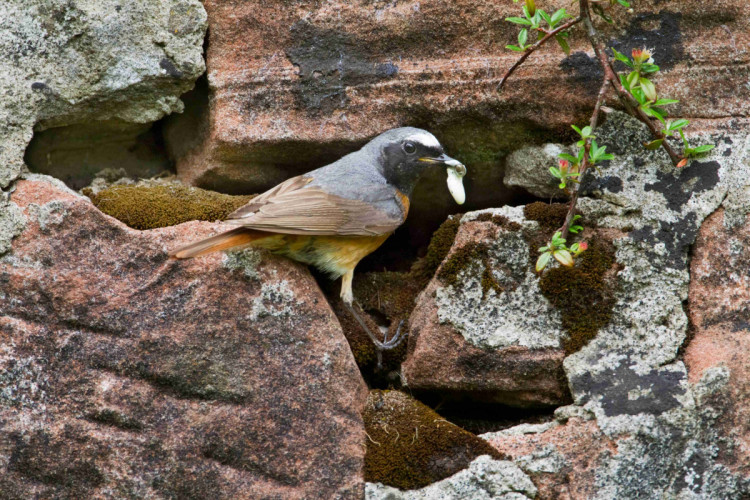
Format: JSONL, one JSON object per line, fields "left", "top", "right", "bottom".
{"left": 396, "top": 190, "right": 410, "bottom": 219}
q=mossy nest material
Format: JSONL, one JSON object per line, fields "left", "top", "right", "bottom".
{"left": 363, "top": 390, "right": 505, "bottom": 490}
{"left": 84, "top": 183, "right": 255, "bottom": 230}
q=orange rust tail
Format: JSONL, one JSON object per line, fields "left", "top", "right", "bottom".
{"left": 169, "top": 228, "right": 269, "bottom": 259}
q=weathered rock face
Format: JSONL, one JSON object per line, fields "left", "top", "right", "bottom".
{"left": 170, "top": 0, "right": 748, "bottom": 190}
{"left": 483, "top": 415, "right": 615, "bottom": 500}
{"left": 366, "top": 454, "right": 537, "bottom": 500}
{"left": 686, "top": 208, "right": 750, "bottom": 478}
{"left": 0, "top": 0, "right": 207, "bottom": 189}
{"left": 0, "top": 176, "right": 368, "bottom": 499}
{"left": 402, "top": 207, "right": 573, "bottom": 408}
{"left": 390, "top": 112, "right": 750, "bottom": 498}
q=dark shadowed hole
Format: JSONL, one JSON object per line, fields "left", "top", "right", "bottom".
{"left": 25, "top": 119, "right": 174, "bottom": 191}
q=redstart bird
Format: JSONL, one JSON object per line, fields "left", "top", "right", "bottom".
{"left": 170, "top": 128, "right": 466, "bottom": 364}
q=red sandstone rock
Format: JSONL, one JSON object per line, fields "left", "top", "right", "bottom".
{"left": 170, "top": 0, "right": 749, "bottom": 195}
{"left": 401, "top": 211, "right": 571, "bottom": 407}
{"left": 485, "top": 418, "right": 616, "bottom": 499}
{"left": 0, "top": 177, "right": 368, "bottom": 499}
{"left": 685, "top": 208, "right": 750, "bottom": 477}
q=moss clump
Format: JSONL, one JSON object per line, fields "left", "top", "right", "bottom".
{"left": 363, "top": 390, "right": 505, "bottom": 490}
{"left": 473, "top": 213, "right": 522, "bottom": 232}
{"left": 411, "top": 214, "right": 463, "bottom": 282}
{"left": 84, "top": 183, "right": 254, "bottom": 230}
{"left": 523, "top": 201, "right": 571, "bottom": 230}
{"left": 538, "top": 238, "right": 618, "bottom": 354}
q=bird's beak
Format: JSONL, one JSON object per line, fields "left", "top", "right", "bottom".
{"left": 419, "top": 154, "right": 467, "bottom": 205}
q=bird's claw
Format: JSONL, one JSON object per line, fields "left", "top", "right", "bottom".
{"left": 344, "top": 302, "right": 407, "bottom": 370}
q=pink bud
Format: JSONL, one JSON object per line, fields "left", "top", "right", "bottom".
{"left": 578, "top": 241, "right": 588, "bottom": 251}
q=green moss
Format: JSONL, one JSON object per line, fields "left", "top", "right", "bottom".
{"left": 363, "top": 390, "right": 505, "bottom": 490}
{"left": 436, "top": 242, "right": 504, "bottom": 298}
{"left": 83, "top": 183, "right": 254, "bottom": 230}
{"left": 523, "top": 201, "right": 571, "bottom": 230}
{"left": 431, "top": 214, "right": 522, "bottom": 297}
{"left": 411, "top": 214, "right": 463, "bottom": 282}
{"left": 538, "top": 238, "right": 618, "bottom": 354}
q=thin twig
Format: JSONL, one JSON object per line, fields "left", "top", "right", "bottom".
{"left": 580, "top": 0, "right": 682, "bottom": 166}
{"left": 559, "top": 77, "right": 610, "bottom": 240}
{"left": 497, "top": 16, "right": 583, "bottom": 91}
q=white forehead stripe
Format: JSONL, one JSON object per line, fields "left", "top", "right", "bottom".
{"left": 405, "top": 131, "right": 441, "bottom": 149}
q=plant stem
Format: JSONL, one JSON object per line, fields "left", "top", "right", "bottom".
{"left": 559, "top": 77, "right": 610, "bottom": 240}
{"left": 580, "top": 0, "right": 682, "bottom": 166}
{"left": 497, "top": 16, "right": 583, "bottom": 91}
{"left": 555, "top": 0, "right": 682, "bottom": 241}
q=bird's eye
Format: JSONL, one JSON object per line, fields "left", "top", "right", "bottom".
{"left": 402, "top": 141, "right": 417, "bottom": 155}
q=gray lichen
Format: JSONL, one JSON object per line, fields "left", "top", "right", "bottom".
{"left": 366, "top": 455, "right": 537, "bottom": 500}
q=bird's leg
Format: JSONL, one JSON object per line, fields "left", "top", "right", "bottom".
{"left": 340, "top": 270, "right": 406, "bottom": 370}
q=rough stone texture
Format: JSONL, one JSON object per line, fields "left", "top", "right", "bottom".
{"left": 0, "top": 176, "right": 368, "bottom": 499}
{"left": 0, "top": 0, "right": 207, "bottom": 189}
{"left": 504, "top": 144, "right": 572, "bottom": 199}
{"left": 685, "top": 207, "right": 750, "bottom": 478}
{"left": 404, "top": 112, "right": 750, "bottom": 498}
{"left": 482, "top": 416, "right": 615, "bottom": 500}
{"left": 171, "top": 0, "right": 748, "bottom": 190}
{"left": 402, "top": 206, "right": 571, "bottom": 408}
{"left": 366, "top": 455, "right": 537, "bottom": 500}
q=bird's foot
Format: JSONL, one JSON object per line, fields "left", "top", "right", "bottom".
{"left": 344, "top": 302, "right": 406, "bottom": 370}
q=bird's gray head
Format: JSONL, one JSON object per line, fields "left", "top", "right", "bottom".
{"left": 365, "top": 127, "right": 466, "bottom": 204}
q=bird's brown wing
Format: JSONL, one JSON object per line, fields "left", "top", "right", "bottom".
{"left": 224, "top": 175, "right": 403, "bottom": 236}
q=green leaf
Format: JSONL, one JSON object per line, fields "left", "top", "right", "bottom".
{"left": 539, "top": 10, "right": 552, "bottom": 26}
{"left": 506, "top": 45, "right": 524, "bottom": 52}
{"left": 518, "top": 29, "right": 528, "bottom": 47}
{"left": 619, "top": 73, "right": 631, "bottom": 91}
{"left": 617, "top": 0, "right": 631, "bottom": 7}
{"left": 559, "top": 182, "right": 567, "bottom": 189}
{"left": 670, "top": 118, "right": 689, "bottom": 131}
{"left": 693, "top": 144, "right": 715, "bottom": 153}
{"left": 640, "top": 78, "right": 657, "bottom": 101}
{"left": 644, "top": 139, "right": 664, "bottom": 150}
{"left": 536, "top": 252, "right": 552, "bottom": 272}
{"left": 611, "top": 48, "right": 630, "bottom": 64}
{"left": 570, "top": 225, "right": 584, "bottom": 234}
{"left": 558, "top": 153, "right": 579, "bottom": 164}
{"left": 525, "top": 0, "right": 536, "bottom": 16}
{"left": 549, "top": 166, "right": 562, "bottom": 178}
{"left": 550, "top": 8, "right": 568, "bottom": 25}
{"left": 627, "top": 71, "right": 639, "bottom": 90}
{"left": 571, "top": 124, "right": 583, "bottom": 135}
{"left": 654, "top": 98, "right": 679, "bottom": 106}
{"left": 572, "top": 215, "right": 582, "bottom": 221}
{"left": 581, "top": 126, "right": 593, "bottom": 137}
{"left": 506, "top": 16, "right": 532, "bottom": 25}
{"left": 556, "top": 34, "right": 570, "bottom": 55}
{"left": 553, "top": 249, "right": 574, "bottom": 267}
